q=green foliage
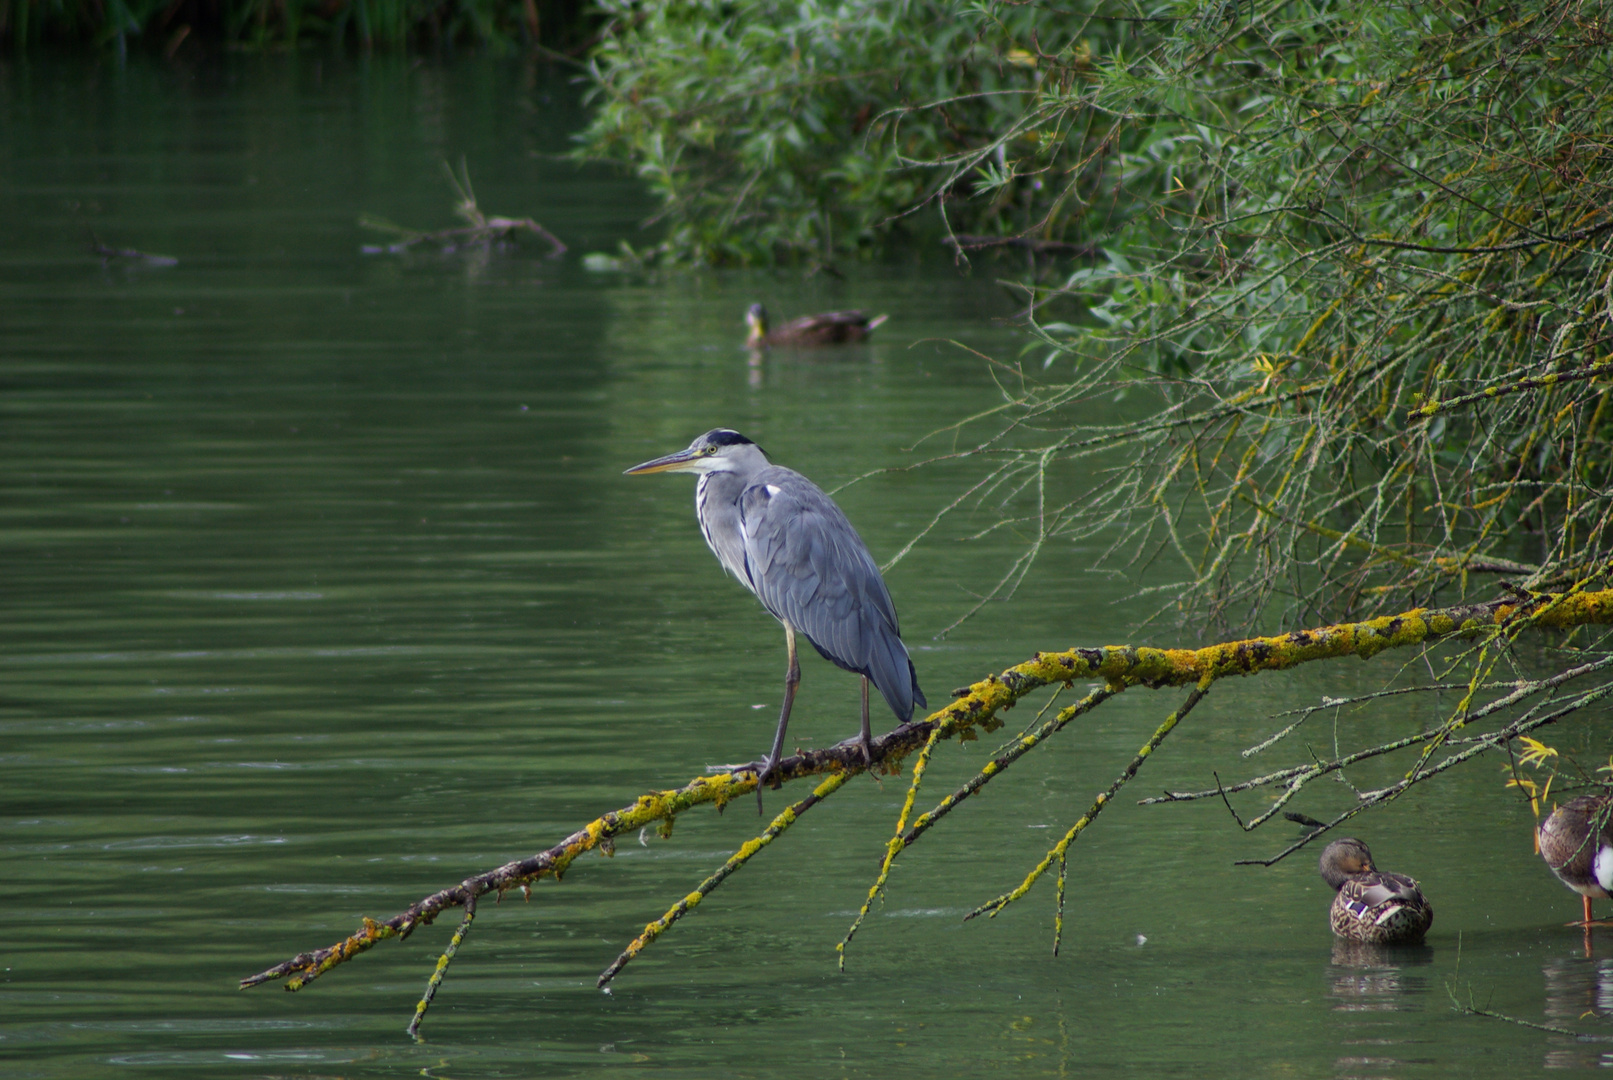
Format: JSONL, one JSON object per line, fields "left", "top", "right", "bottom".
{"left": 0, "top": 0, "right": 593, "bottom": 51}
{"left": 577, "top": 0, "right": 1150, "bottom": 263}
{"left": 921, "top": 0, "right": 1613, "bottom": 629}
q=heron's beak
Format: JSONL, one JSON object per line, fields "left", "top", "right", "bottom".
{"left": 623, "top": 448, "right": 701, "bottom": 476}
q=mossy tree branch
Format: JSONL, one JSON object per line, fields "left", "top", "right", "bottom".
{"left": 244, "top": 586, "right": 1613, "bottom": 1034}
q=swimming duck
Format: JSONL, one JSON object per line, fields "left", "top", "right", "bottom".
{"left": 1538, "top": 793, "right": 1613, "bottom": 925}
{"left": 745, "top": 303, "right": 888, "bottom": 348}
{"left": 1318, "top": 837, "right": 1432, "bottom": 945}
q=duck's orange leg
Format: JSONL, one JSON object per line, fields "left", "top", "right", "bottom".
{"left": 1569, "top": 896, "right": 1613, "bottom": 928}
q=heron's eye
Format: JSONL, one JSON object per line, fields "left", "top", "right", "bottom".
{"left": 702, "top": 445, "right": 716, "bottom": 455}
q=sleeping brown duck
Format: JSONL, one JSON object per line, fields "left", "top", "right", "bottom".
{"left": 1317, "top": 837, "right": 1432, "bottom": 945}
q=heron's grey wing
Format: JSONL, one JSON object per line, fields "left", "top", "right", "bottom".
{"left": 738, "top": 471, "right": 923, "bottom": 721}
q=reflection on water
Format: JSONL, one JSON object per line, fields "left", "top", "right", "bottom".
{"left": 1329, "top": 939, "right": 1435, "bottom": 1011}
{"left": 1328, "top": 940, "right": 1432, "bottom": 1079}
{"left": 1542, "top": 949, "right": 1613, "bottom": 1069}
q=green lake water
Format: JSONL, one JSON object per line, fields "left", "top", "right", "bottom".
{"left": 3, "top": 54, "right": 1611, "bottom": 1078}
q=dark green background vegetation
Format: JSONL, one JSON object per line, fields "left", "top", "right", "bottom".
{"left": 578, "top": 0, "right": 1141, "bottom": 263}
{"left": 0, "top": 0, "right": 593, "bottom": 51}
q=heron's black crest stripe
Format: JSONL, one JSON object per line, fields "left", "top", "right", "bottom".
{"left": 705, "top": 429, "right": 755, "bottom": 448}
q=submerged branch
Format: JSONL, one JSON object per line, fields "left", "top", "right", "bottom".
{"left": 359, "top": 214, "right": 566, "bottom": 257}
{"left": 1448, "top": 978, "right": 1613, "bottom": 1041}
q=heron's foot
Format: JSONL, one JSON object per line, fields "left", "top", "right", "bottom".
{"left": 751, "top": 756, "right": 785, "bottom": 815}
{"left": 753, "top": 757, "right": 783, "bottom": 789}
{"left": 827, "top": 734, "right": 878, "bottom": 770}
{"left": 1568, "top": 919, "right": 1613, "bottom": 928}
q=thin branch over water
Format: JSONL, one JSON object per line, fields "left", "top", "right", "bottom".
{"left": 243, "top": 586, "right": 1613, "bottom": 1034}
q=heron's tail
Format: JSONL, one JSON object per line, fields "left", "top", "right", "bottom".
{"left": 867, "top": 631, "right": 924, "bottom": 722}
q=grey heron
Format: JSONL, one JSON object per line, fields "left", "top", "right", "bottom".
{"left": 625, "top": 429, "right": 926, "bottom": 801}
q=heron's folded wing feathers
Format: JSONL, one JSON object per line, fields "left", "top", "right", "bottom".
{"left": 739, "top": 472, "right": 921, "bottom": 721}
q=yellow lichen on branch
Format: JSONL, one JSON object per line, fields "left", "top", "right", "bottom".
{"left": 836, "top": 587, "right": 1613, "bottom": 951}
{"left": 1409, "top": 356, "right": 1613, "bottom": 419}
{"left": 596, "top": 770, "right": 851, "bottom": 987}
{"left": 993, "top": 589, "right": 1613, "bottom": 700}
{"left": 243, "top": 770, "right": 768, "bottom": 993}
{"left": 243, "top": 587, "right": 1613, "bottom": 1029}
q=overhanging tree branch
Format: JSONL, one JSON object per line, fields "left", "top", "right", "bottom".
{"left": 243, "top": 586, "right": 1613, "bottom": 1034}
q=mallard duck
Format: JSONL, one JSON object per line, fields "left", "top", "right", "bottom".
{"left": 1318, "top": 837, "right": 1432, "bottom": 945}
{"left": 1538, "top": 793, "right": 1613, "bottom": 925}
{"left": 745, "top": 303, "right": 888, "bottom": 348}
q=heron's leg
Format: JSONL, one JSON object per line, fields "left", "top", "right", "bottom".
{"left": 755, "top": 624, "right": 800, "bottom": 811}
{"left": 860, "top": 676, "right": 873, "bottom": 767}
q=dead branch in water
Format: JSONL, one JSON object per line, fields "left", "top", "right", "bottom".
{"left": 242, "top": 585, "right": 1613, "bottom": 1034}
{"left": 88, "top": 231, "right": 178, "bottom": 268}
{"left": 360, "top": 160, "right": 566, "bottom": 258}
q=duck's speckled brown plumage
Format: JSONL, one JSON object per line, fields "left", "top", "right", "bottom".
{"left": 1538, "top": 793, "right": 1613, "bottom": 924}
{"left": 1318, "top": 837, "right": 1432, "bottom": 945}
{"left": 745, "top": 304, "right": 888, "bottom": 348}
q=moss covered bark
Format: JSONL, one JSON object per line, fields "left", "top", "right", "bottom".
{"left": 244, "top": 585, "right": 1613, "bottom": 1017}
